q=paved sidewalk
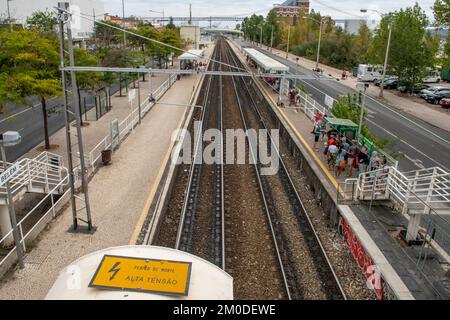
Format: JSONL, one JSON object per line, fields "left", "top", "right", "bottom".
{"left": 252, "top": 42, "right": 450, "bottom": 133}
{"left": 18, "top": 73, "right": 170, "bottom": 166}
{"left": 0, "top": 72, "right": 202, "bottom": 299}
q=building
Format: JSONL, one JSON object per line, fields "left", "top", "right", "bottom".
{"left": 273, "top": 0, "right": 310, "bottom": 17}
{"left": 338, "top": 19, "right": 379, "bottom": 35}
{"left": 180, "top": 24, "right": 201, "bottom": 50}
{"left": 0, "top": 0, "right": 104, "bottom": 39}
{"left": 104, "top": 14, "right": 143, "bottom": 30}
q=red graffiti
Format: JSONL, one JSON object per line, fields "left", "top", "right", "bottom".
{"left": 340, "top": 218, "right": 385, "bottom": 299}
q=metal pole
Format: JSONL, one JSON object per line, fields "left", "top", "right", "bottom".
{"left": 379, "top": 21, "right": 392, "bottom": 98}
{"left": 260, "top": 25, "right": 263, "bottom": 47}
{"left": 122, "top": 0, "right": 126, "bottom": 47}
{"left": 270, "top": 24, "right": 274, "bottom": 52}
{"left": 286, "top": 23, "right": 291, "bottom": 59}
{"left": 137, "top": 76, "right": 141, "bottom": 124}
{"left": 358, "top": 88, "right": 367, "bottom": 143}
{"left": 93, "top": 8, "right": 97, "bottom": 48}
{"left": 65, "top": 3, "right": 93, "bottom": 230}
{"left": 6, "top": 0, "right": 12, "bottom": 32}
{"left": 316, "top": 21, "right": 322, "bottom": 70}
{"left": 58, "top": 2, "right": 78, "bottom": 230}
{"left": 0, "top": 144, "right": 24, "bottom": 269}
{"left": 148, "top": 71, "right": 153, "bottom": 101}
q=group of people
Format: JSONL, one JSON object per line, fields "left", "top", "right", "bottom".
{"left": 311, "top": 111, "right": 387, "bottom": 179}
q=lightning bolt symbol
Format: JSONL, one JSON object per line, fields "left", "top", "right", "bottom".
{"left": 107, "top": 262, "right": 121, "bottom": 281}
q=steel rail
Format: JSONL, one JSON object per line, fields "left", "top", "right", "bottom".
{"left": 225, "top": 39, "right": 347, "bottom": 300}
{"left": 221, "top": 40, "right": 292, "bottom": 300}
{"left": 175, "top": 69, "right": 214, "bottom": 251}
{"left": 175, "top": 44, "right": 225, "bottom": 270}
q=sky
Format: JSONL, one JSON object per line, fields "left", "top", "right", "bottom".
{"left": 100, "top": 0, "right": 437, "bottom": 25}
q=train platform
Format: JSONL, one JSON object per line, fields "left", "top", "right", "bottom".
{"left": 0, "top": 45, "right": 213, "bottom": 299}
{"left": 229, "top": 39, "right": 449, "bottom": 300}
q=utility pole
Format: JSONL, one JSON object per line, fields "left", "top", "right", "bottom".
{"left": 286, "top": 23, "right": 291, "bottom": 59}
{"left": 379, "top": 21, "right": 392, "bottom": 98}
{"left": 6, "top": 0, "right": 13, "bottom": 32}
{"left": 57, "top": 2, "right": 93, "bottom": 232}
{"left": 316, "top": 20, "right": 323, "bottom": 70}
{"left": 356, "top": 83, "right": 369, "bottom": 143}
{"left": 270, "top": 24, "right": 274, "bottom": 52}
{"left": 260, "top": 24, "right": 263, "bottom": 48}
{"left": 93, "top": 8, "right": 97, "bottom": 47}
{"left": 122, "top": 0, "right": 127, "bottom": 47}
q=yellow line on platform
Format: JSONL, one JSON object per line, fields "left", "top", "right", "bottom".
{"left": 257, "top": 80, "right": 339, "bottom": 190}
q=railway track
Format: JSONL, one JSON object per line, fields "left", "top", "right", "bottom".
{"left": 175, "top": 44, "right": 225, "bottom": 269}
{"left": 154, "top": 38, "right": 347, "bottom": 299}
{"left": 222, "top": 38, "right": 346, "bottom": 300}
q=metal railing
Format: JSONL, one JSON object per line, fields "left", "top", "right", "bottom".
{"left": 0, "top": 152, "right": 69, "bottom": 277}
{"left": 0, "top": 152, "right": 66, "bottom": 202}
{"left": 355, "top": 166, "right": 450, "bottom": 215}
{"left": 87, "top": 73, "right": 178, "bottom": 173}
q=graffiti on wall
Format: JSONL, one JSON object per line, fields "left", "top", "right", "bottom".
{"left": 339, "top": 217, "right": 385, "bottom": 299}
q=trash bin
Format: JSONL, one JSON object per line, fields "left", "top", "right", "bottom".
{"left": 177, "top": 74, "right": 181, "bottom": 80}
{"left": 101, "top": 149, "right": 112, "bottom": 165}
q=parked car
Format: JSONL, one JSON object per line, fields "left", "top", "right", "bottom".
{"left": 424, "top": 90, "right": 450, "bottom": 104}
{"left": 382, "top": 79, "right": 398, "bottom": 89}
{"left": 439, "top": 98, "right": 450, "bottom": 108}
{"left": 397, "top": 83, "right": 430, "bottom": 94}
{"left": 423, "top": 71, "right": 441, "bottom": 83}
{"left": 419, "top": 86, "right": 448, "bottom": 98}
{"left": 374, "top": 76, "right": 397, "bottom": 87}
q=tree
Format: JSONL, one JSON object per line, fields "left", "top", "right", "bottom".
{"left": 433, "top": 0, "right": 450, "bottom": 27}
{"left": 73, "top": 48, "right": 101, "bottom": 125}
{"left": 353, "top": 22, "right": 372, "bottom": 63}
{"left": 26, "top": 10, "right": 58, "bottom": 35}
{"left": 368, "top": 4, "right": 436, "bottom": 90}
{"left": 0, "top": 29, "right": 60, "bottom": 149}
{"left": 166, "top": 17, "right": 176, "bottom": 29}
{"left": 433, "top": 0, "right": 450, "bottom": 69}
{"left": 95, "top": 21, "right": 122, "bottom": 47}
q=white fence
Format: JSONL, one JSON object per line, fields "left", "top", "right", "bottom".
{"left": 0, "top": 152, "right": 69, "bottom": 277}
{"left": 88, "top": 74, "right": 178, "bottom": 173}
{"left": 0, "top": 152, "right": 66, "bottom": 202}
{"left": 355, "top": 166, "right": 450, "bottom": 215}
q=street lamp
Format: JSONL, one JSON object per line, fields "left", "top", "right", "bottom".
{"left": 122, "top": 0, "right": 127, "bottom": 47}
{"left": 149, "top": 9, "right": 165, "bottom": 27}
{"left": 361, "top": 8, "right": 392, "bottom": 98}
{"left": 303, "top": 16, "right": 323, "bottom": 71}
{"left": 0, "top": 131, "right": 24, "bottom": 269}
{"left": 356, "top": 83, "right": 369, "bottom": 143}
{"left": 259, "top": 24, "right": 263, "bottom": 47}
{"left": 6, "top": 0, "right": 13, "bottom": 32}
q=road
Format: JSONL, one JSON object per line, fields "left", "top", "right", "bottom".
{"left": 0, "top": 82, "right": 126, "bottom": 162}
{"left": 237, "top": 40, "right": 450, "bottom": 173}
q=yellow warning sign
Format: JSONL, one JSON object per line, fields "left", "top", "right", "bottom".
{"left": 89, "top": 255, "right": 192, "bottom": 296}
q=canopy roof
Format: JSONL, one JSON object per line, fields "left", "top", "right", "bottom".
{"left": 243, "top": 48, "right": 289, "bottom": 73}
{"left": 178, "top": 49, "right": 205, "bottom": 61}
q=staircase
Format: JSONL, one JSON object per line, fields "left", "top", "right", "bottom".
{"left": 351, "top": 166, "right": 450, "bottom": 215}
{"left": 0, "top": 152, "right": 68, "bottom": 204}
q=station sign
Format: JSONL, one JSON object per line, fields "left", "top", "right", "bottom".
{"left": 0, "top": 163, "right": 20, "bottom": 187}
{"left": 89, "top": 255, "right": 192, "bottom": 296}
{"left": 128, "top": 89, "right": 137, "bottom": 102}
{"left": 324, "top": 94, "right": 334, "bottom": 108}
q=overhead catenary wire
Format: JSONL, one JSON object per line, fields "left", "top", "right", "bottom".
{"left": 64, "top": 9, "right": 248, "bottom": 73}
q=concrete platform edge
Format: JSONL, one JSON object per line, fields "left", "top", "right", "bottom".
{"left": 227, "top": 39, "right": 415, "bottom": 300}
